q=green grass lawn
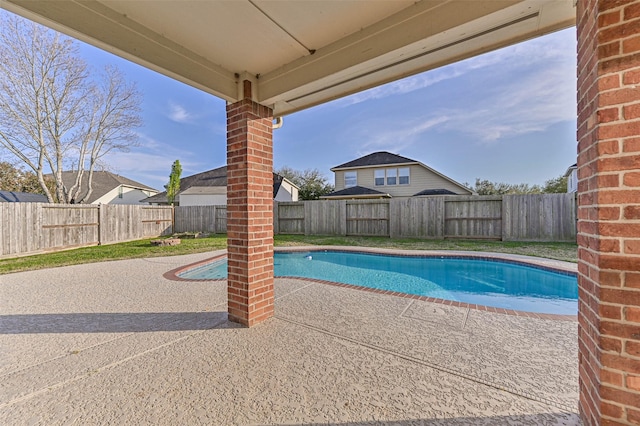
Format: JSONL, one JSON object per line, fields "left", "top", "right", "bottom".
{"left": 0, "top": 234, "right": 577, "bottom": 275}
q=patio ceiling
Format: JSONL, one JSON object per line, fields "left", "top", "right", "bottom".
{"left": 1, "top": 0, "right": 575, "bottom": 116}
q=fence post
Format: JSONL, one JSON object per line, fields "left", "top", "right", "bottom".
{"left": 340, "top": 200, "right": 347, "bottom": 236}
{"left": 171, "top": 205, "right": 175, "bottom": 235}
{"left": 98, "top": 204, "right": 104, "bottom": 245}
{"left": 273, "top": 201, "right": 279, "bottom": 235}
{"left": 501, "top": 195, "right": 507, "bottom": 241}
{"left": 212, "top": 205, "right": 217, "bottom": 234}
{"left": 0, "top": 203, "right": 4, "bottom": 256}
{"left": 440, "top": 198, "right": 447, "bottom": 240}
{"left": 303, "top": 201, "right": 310, "bottom": 236}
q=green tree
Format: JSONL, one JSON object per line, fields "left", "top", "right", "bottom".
{"left": 542, "top": 175, "right": 569, "bottom": 193}
{"left": 0, "top": 161, "right": 53, "bottom": 194}
{"left": 165, "top": 160, "right": 182, "bottom": 205}
{"left": 276, "top": 166, "right": 334, "bottom": 200}
{"left": 471, "top": 178, "right": 542, "bottom": 195}
{"left": 471, "top": 174, "right": 570, "bottom": 195}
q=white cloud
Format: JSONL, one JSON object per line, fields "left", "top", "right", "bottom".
{"left": 347, "top": 29, "right": 577, "bottom": 148}
{"left": 167, "top": 102, "right": 194, "bottom": 123}
{"left": 352, "top": 115, "right": 450, "bottom": 155}
{"left": 103, "top": 132, "right": 209, "bottom": 188}
{"left": 438, "top": 52, "right": 576, "bottom": 143}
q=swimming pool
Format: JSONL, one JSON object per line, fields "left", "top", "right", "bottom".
{"left": 178, "top": 250, "right": 578, "bottom": 315}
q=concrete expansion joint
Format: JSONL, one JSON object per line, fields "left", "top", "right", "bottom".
{"left": 0, "top": 333, "right": 136, "bottom": 381}
{"left": 274, "top": 314, "right": 576, "bottom": 413}
{"left": 462, "top": 308, "right": 471, "bottom": 328}
{"left": 0, "top": 313, "right": 232, "bottom": 410}
{"left": 398, "top": 300, "right": 472, "bottom": 330}
{"left": 398, "top": 299, "right": 415, "bottom": 318}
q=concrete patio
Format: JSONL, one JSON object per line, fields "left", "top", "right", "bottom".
{"left": 0, "top": 250, "right": 579, "bottom": 425}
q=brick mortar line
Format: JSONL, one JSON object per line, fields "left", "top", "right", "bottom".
{"left": 275, "top": 314, "right": 577, "bottom": 413}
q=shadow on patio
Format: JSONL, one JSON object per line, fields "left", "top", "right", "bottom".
{"left": 0, "top": 312, "right": 230, "bottom": 334}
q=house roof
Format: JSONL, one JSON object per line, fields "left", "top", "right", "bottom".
{"left": 331, "top": 151, "right": 418, "bottom": 170}
{"left": 0, "top": 190, "right": 48, "bottom": 203}
{"left": 180, "top": 186, "right": 227, "bottom": 196}
{"left": 413, "top": 189, "right": 458, "bottom": 196}
{"left": 331, "top": 151, "right": 473, "bottom": 195}
{"left": 321, "top": 186, "right": 391, "bottom": 199}
{"left": 273, "top": 174, "right": 284, "bottom": 198}
{"left": 564, "top": 163, "right": 578, "bottom": 177}
{"left": 55, "top": 171, "right": 158, "bottom": 203}
{"left": 144, "top": 166, "right": 229, "bottom": 204}
{"left": 143, "top": 166, "right": 295, "bottom": 204}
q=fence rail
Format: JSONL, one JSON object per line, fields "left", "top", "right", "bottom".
{"left": 1, "top": 194, "right": 576, "bottom": 258}
{"left": 1, "top": 203, "right": 173, "bottom": 257}
{"left": 174, "top": 205, "right": 227, "bottom": 234}
{"left": 269, "top": 194, "right": 576, "bottom": 242}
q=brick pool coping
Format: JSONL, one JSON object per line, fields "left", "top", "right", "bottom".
{"left": 163, "top": 246, "right": 578, "bottom": 322}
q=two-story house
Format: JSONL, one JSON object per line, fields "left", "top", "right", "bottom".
{"left": 322, "top": 151, "right": 473, "bottom": 199}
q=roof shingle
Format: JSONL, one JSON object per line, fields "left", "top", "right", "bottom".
{"left": 55, "top": 171, "right": 158, "bottom": 203}
{"left": 322, "top": 186, "right": 390, "bottom": 198}
{"left": 332, "top": 151, "right": 418, "bottom": 170}
{"left": 0, "top": 190, "right": 48, "bottom": 203}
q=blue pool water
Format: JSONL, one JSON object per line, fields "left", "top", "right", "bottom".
{"left": 179, "top": 251, "right": 578, "bottom": 315}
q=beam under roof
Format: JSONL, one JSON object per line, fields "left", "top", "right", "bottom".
{"left": 1, "top": 0, "right": 575, "bottom": 116}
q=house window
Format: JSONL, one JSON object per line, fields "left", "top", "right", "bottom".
{"left": 118, "top": 187, "right": 123, "bottom": 199}
{"left": 399, "top": 167, "right": 410, "bottom": 185}
{"left": 375, "top": 167, "right": 410, "bottom": 186}
{"left": 374, "top": 169, "right": 385, "bottom": 186}
{"left": 344, "top": 171, "right": 357, "bottom": 188}
{"left": 386, "top": 168, "right": 397, "bottom": 185}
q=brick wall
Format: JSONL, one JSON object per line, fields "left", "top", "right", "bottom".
{"left": 226, "top": 95, "right": 274, "bottom": 327}
{"left": 577, "top": 0, "right": 640, "bottom": 424}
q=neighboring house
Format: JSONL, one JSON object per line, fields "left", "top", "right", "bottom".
{"left": 55, "top": 171, "right": 159, "bottom": 204}
{"left": 322, "top": 151, "right": 473, "bottom": 199}
{"left": 273, "top": 174, "right": 299, "bottom": 202}
{"left": 565, "top": 163, "right": 578, "bottom": 193}
{"left": 143, "top": 166, "right": 299, "bottom": 206}
{"left": 0, "top": 190, "right": 48, "bottom": 203}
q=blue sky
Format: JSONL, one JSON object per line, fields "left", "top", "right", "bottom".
{"left": 4, "top": 8, "right": 577, "bottom": 191}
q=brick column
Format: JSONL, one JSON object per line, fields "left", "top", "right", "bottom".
{"left": 577, "top": 0, "right": 640, "bottom": 424}
{"left": 226, "top": 90, "right": 274, "bottom": 327}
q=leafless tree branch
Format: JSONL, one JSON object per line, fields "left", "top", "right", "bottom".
{"left": 0, "top": 13, "right": 142, "bottom": 203}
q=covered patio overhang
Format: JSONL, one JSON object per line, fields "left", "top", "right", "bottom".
{"left": 2, "top": 1, "right": 639, "bottom": 424}
{"left": 1, "top": 0, "right": 574, "bottom": 117}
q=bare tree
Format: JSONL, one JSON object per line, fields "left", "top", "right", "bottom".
{"left": 0, "top": 13, "right": 142, "bottom": 203}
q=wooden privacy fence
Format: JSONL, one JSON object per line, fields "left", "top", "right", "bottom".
{"left": 173, "top": 205, "right": 227, "bottom": 234}
{"left": 173, "top": 194, "right": 575, "bottom": 241}
{"left": 271, "top": 194, "right": 576, "bottom": 241}
{"left": 0, "top": 203, "right": 173, "bottom": 257}
{"left": 1, "top": 194, "right": 576, "bottom": 257}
